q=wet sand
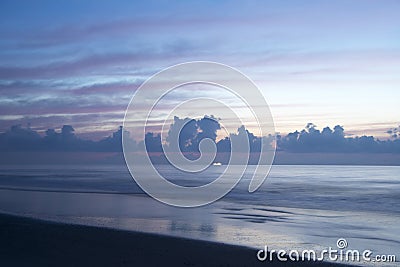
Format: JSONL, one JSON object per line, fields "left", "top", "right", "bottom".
{"left": 0, "top": 213, "right": 353, "bottom": 267}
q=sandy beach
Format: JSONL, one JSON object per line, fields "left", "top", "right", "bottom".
{"left": 0, "top": 213, "right": 353, "bottom": 267}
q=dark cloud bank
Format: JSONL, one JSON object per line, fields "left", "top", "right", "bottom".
{"left": 0, "top": 117, "right": 399, "bottom": 165}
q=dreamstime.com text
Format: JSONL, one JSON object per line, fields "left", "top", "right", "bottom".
{"left": 257, "top": 238, "right": 396, "bottom": 263}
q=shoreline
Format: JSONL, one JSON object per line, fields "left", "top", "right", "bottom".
{"left": 0, "top": 213, "right": 352, "bottom": 267}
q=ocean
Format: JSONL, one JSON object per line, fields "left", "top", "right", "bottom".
{"left": 0, "top": 164, "right": 399, "bottom": 266}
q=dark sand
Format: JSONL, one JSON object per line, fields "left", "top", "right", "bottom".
{"left": 0, "top": 213, "right": 351, "bottom": 267}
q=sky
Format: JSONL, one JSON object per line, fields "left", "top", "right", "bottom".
{"left": 0, "top": 0, "right": 399, "bottom": 140}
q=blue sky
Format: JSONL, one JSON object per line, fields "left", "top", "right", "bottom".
{"left": 0, "top": 0, "right": 399, "bottom": 140}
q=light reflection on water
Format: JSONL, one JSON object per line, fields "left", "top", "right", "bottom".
{"left": 0, "top": 164, "right": 399, "bottom": 266}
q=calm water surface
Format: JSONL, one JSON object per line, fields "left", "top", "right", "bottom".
{"left": 0, "top": 164, "right": 399, "bottom": 266}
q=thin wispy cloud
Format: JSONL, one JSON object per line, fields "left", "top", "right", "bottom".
{"left": 0, "top": 0, "right": 399, "bottom": 139}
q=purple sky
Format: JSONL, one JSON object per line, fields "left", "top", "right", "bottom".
{"left": 0, "top": 0, "right": 399, "bottom": 140}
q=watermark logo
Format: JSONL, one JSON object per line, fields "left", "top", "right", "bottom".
{"left": 257, "top": 238, "right": 396, "bottom": 263}
{"left": 336, "top": 238, "right": 348, "bottom": 249}
{"left": 122, "top": 61, "right": 275, "bottom": 207}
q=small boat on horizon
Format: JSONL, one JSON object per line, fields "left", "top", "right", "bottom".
{"left": 212, "top": 162, "right": 222, "bottom": 166}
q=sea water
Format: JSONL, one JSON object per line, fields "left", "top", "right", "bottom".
{"left": 0, "top": 164, "right": 399, "bottom": 266}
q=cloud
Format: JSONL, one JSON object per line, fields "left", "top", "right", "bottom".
{"left": 386, "top": 126, "right": 400, "bottom": 139}
{"left": 277, "top": 123, "right": 400, "bottom": 153}
{"left": 1, "top": 118, "right": 399, "bottom": 155}
{"left": 0, "top": 53, "right": 151, "bottom": 80}
{"left": 165, "top": 115, "right": 221, "bottom": 154}
{"left": 0, "top": 124, "right": 135, "bottom": 152}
